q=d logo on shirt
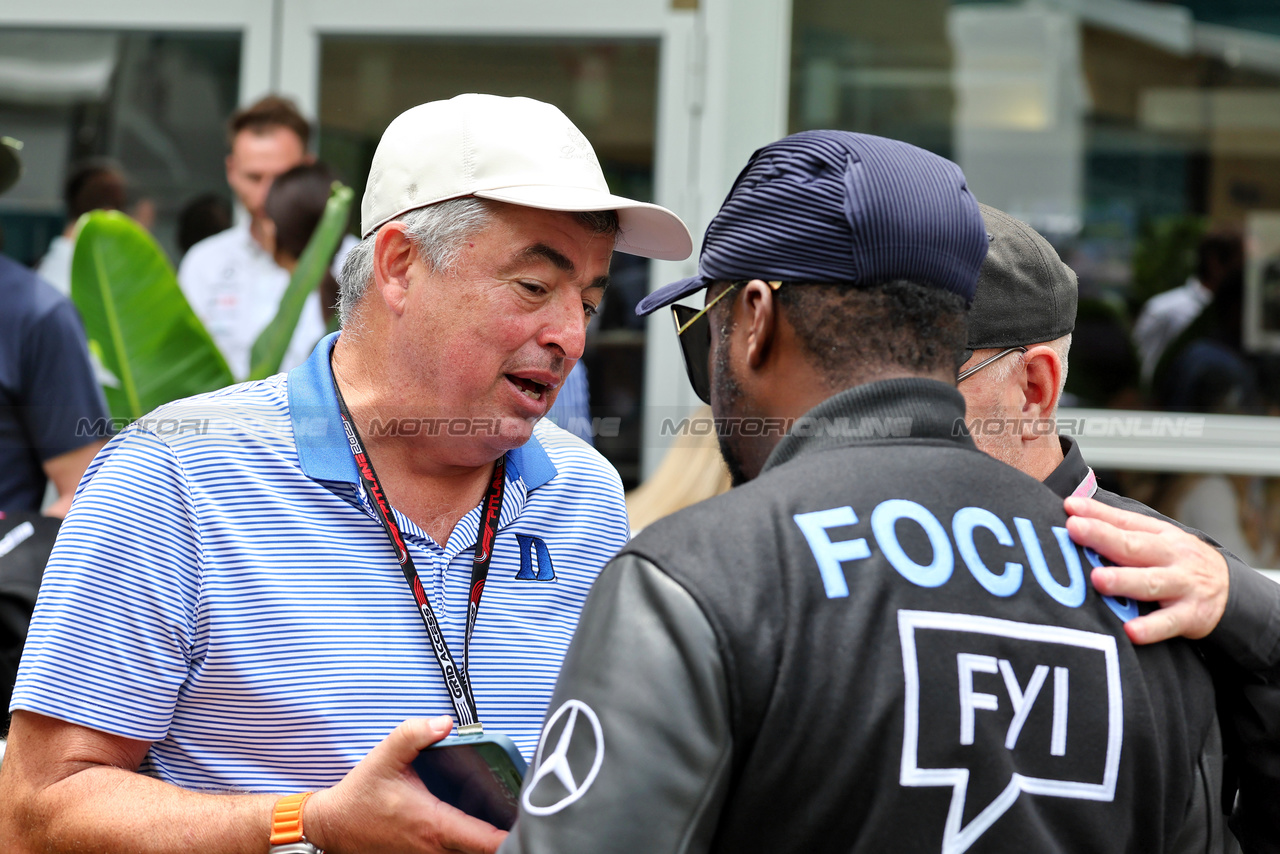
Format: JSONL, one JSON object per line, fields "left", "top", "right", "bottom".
{"left": 514, "top": 534, "right": 556, "bottom": 581}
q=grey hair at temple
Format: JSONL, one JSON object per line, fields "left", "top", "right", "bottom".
{"left": 337, "top": 198, "right": 619, "bottom": 328}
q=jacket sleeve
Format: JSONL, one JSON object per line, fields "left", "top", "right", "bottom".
{"left": 1208, "top": 558, "right": 1280, "bottom": 678}
{"left": 1227, "top": 678, "right": 1280, "bottom": 854}
{"left": 1206, "top": 560, "right": 1280, "bottom": 852}
{"left": 1186, "top": 543, "right": 1280, "bottom": 852}
{"left": 500, "top": 554, "right": 732, "bottom": 854}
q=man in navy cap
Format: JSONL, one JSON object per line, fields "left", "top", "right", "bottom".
{"left": 499, "top": 131, "right": 1221, "bottom": 853}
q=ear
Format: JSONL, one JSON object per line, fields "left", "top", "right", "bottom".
{"left": 224, "top": 153, "right": 235, "bottom": 181}
{"left": 739, "top": 279, "right": 779, "bottom": 370}
{"left": 372, "top": 224, "right": 416, "bottom": 316}
{"left": 1019, "top": 345, "right": 1063, "bottom": 422}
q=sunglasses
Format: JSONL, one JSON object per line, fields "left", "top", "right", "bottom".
{"left": 671, "top": 280, "right": 782, "bottom": 404}
{"left": 956, "top": 346, "right": 1027, "bottom": 382}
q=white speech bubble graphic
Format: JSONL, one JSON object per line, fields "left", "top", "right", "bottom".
{"left": 898, "top": 610, "right": 1123, "bottom": 854}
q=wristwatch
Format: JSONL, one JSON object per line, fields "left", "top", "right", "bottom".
{"left": 269, "top": 791, "right": 324, "bottom": 854}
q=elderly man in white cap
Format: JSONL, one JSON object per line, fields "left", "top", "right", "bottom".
{"left": 0, "top": 95, "right": 690, "bottom": 854}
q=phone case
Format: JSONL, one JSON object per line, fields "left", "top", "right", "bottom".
{"left": 412, "top": 731, "right": 528, "bottom": 829}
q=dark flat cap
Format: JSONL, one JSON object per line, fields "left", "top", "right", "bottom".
{"left": 968, "top": 204, "right": 1077, "bottom": 351}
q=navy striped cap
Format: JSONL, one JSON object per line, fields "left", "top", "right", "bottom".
{"left": 636, "top": 130, "right": 989, "bottom": 315}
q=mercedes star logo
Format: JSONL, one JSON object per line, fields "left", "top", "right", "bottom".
{"left": 521, "top": 699, "right": 604, "bottom": 816}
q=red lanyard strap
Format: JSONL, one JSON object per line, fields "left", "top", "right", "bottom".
{"left": 331, "top": 373, "right": 505, "bottom": 733}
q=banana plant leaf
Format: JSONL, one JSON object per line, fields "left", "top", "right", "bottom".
{"left": 70, "top": 211, "right": 234, "bottom": 421}
{"left": 247, "top": 181, "right": 354, "bottom": 380}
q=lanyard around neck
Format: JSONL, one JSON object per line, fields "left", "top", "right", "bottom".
{"left": 331, "top": 371, "right": 505, "bottom": 734}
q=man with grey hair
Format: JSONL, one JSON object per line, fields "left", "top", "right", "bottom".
{"left": 953, "top": 205, "right": 1075, "bottom": 481}
{"left": 0, "top": 94, "right": 690, "bottom": 854}
{"left": 957, "top": 203, "right": 1279, "bottom": 654}
{"left": 958, "top": 203, "right": 1280, "bottom": 849}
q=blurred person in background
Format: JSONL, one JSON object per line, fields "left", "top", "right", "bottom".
{"left": 263, "top": 161, "right": 345, "bottom": 327}
{"left": 0, "top": 138, "right": 110, "bottom": 518}
{"left": 1155, "top": 231, "right": 1256, "bottom": 417}
{"left": 178, "top": 95, "right": 345, "bottom": 380}
{"left": 0, "top": 509, "right": 59, "bottom": 749}
{"left": 175, "top": 192, "right": 231, "bottom": 260}
{"left": 1134, "top": 231, "right": 1245, "bottom": 390}
{"left": 1153, "top": 357, "right": 1274, "bottom": 573}
{"left": 35, "top": 159, "right": 127, "bottom": 295}
{"left": 625, "top": 404, "right": 730, "bottom": 534}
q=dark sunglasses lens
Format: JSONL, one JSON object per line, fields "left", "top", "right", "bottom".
{"left": 671, "top": 305, "right": 712, "bottom": 404}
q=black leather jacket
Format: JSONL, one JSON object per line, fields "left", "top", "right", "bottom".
{"left": 1048, "top": 435, "right": 1280, "bottom": 853}
{"left": 502, "top": 380, "right": 1224, "bottom": 854}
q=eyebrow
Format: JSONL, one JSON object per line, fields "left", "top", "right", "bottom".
{"left": 504, "top": 243, "right": 610, "bottom": 293}
{"left": 521, "top": 243, "right": 574, "bottom": 272}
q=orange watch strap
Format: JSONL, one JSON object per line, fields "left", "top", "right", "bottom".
{"left": 269, "top": 791, "right": 314, "bottom": 845}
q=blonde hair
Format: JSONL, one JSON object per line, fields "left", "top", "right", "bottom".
{"left": 626, "top": 406, "right": 732, "bottom": 533}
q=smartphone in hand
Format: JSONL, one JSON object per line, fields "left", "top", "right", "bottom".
{"left": 412, "top": 731, "right": 528, "bottom": 829}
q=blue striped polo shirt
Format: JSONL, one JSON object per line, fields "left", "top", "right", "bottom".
{"left": 12, "top": 334, "right": 629, "bottom": 793}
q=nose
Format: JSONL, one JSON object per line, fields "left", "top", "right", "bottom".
{"left": 539, "top": 291, "right": 589, "bottom": 362}
{"left": 247, "top": 181, "right": 271, "bottom": 217}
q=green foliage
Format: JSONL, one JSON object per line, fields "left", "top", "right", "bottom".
{"left": 248, "top": 182, "right": 354, "bottom": 380}
{"left": 1129, "top": 215, "right": 1206, "bottom": 310}
{"left": 71, "top": 185, "right": 354, "bottom": 420}
{"left": 70, "top": 211, "right": 234, "bottom": 421}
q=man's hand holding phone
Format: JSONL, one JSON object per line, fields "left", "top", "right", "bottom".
{"left": 304, "top": 716, "right": 509, "bottom": 854}
{"left": 411, "top": 728, "right": 527, "bottom": 830}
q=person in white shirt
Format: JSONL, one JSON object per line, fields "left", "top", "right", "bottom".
{"left": 37, "top": 160, "right": 128, "bottom": 296}
{"left": 178, "top": 95, "right": 338, "bottom": 380}
{"left": 1131, "top": 231, "right": 1244, "bottom": 386}
{"left": 1132, "top": 275, "right": 1212, "bottom": 384}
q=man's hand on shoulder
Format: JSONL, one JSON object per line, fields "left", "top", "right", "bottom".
{"left": 1064, "top": 495, "right": 1229, "bottom": 644}
{"left": 307, "top": 716, "right": 507, "bottom": 854}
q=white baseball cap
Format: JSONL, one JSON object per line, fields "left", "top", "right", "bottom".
{"left": 360, "top": 94, "right": 693, "bottom": 261}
